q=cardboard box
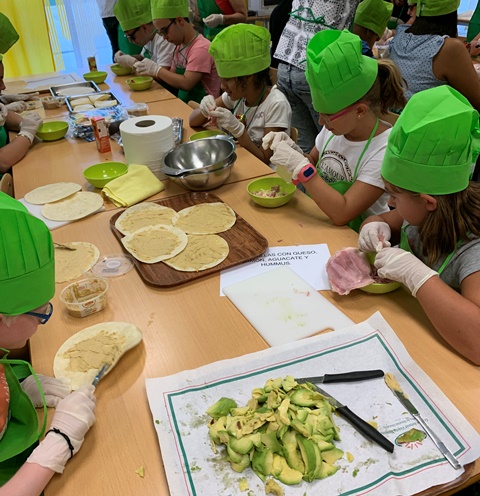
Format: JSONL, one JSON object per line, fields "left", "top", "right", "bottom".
{"left": 91, "top": 116, "right": 111, "bottom": 153}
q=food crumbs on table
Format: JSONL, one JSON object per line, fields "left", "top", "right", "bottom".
{"left": 155, "top": 419, "right": 160, "bottom": 424}
{"left": 353, "top": 468, "right": 359, "bottom": 477}
{"left": 397, "top": 428, "right": 427, "bottom": 444}
{"left": 367, "top": 420, "right": 378, "bottom": 429}
{"left": 346, "top": 452, "right": 354, "bottom": 462}
{"left": 135, "top": 466, "right": 145, "bottom": 478}
{"left": 238, "top": 477, "right": 249, "bottom": 492}
{"left": 265, "top": 478, "right": 283, "bottom": 496}
{"left": 384, "top": 372, "right": 404, "bottom": 394}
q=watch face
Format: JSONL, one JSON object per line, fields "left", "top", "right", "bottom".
{"left": 304, "top": 166, "right": 316, "bottom": 178}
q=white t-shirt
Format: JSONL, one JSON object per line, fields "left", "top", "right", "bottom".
{"left": 142, "top": 34, "right": 175, "bottom": 68}
{"left": 314, "top": 125, "right": 391, "bottom": 217}
{"left": 221, "top": 86, "right": 292, "bottom": 147}
{"left": 96, "top": 0, "right": 117, "bottom": 17}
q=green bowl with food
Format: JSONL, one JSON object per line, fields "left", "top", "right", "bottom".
{"left": 83, "top": 71, "right": 108, "bottom": 84}
{"left": 247, "top": 177, "right": 296, "bottom": 208}
{"left": 83, "top": 162, "right": 128, "bottom": 188}
{"left": 126, "top": 76, "right": 153, "bottom": 91}
{"left": 359, "top": 252, "right": 402, "bottom": 293}
{"left": 36, "top": 121, "right": 69, "bottom": 141}
{"left": 110, "top": 64, "right": 132, "bottom": 76}
{"left": 189, "top": 129, "right": 227, "bottom": 141}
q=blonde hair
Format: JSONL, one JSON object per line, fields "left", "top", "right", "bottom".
{"left": 386, "top": 181, "right": 480, "bottom": 264}
{"left": 362, "top": 59, "right": 407, "bottom": 113}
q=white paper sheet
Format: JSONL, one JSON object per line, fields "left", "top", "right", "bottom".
{"left": 219, "top": 244, "right": 331, "bottom": 296}
{"left": 145, "top": 312, "right": 480, "bottom": 496}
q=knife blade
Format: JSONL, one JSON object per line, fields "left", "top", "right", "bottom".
{"left": 92, "top": 364, "right": 109, "bottom": 386}
{"left": 297, "top": 370, "right": 384, "bottom": 384}
{"left": 296, "top": 379, "right": 394, "bottom": 453}
{"left": 390, "top": 388, "right": 461, "bottom": 470}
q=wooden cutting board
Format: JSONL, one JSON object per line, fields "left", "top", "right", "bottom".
{"left": 223, "top": 267, "right": 354, "bottom": 347}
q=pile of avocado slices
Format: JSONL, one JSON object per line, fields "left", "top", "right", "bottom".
{"left": 206, "top": 376, "right": 344, "bottom": 487}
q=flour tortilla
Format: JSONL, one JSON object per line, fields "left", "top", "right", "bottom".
{"left": 94, "top": 99, "right": 117, "bottom": 108}
{"left": 57, "top": 87, "right": 96, "bottom": 96}
{"left": 121, "top": 224, "right": 187, "bottom": 264}
{"left": 24, "top": 182, "right": 82, "bottom": 205}
{"left": 164, "top": 234, "right": 229, "bottom": 272}
{"left": 89, "top": 93, "right": 110, "bottom": 103}
{"left": 53, "top": 322, "right": 143, "bottom": 390}
{"left": 173, "top": 202, "right": 236, "bottom": 234}
{"left": 42, "top": 192, "right": 103, "bottom": 221}
{"left": 55, "top": 242, "right": 100, "bottom": 283}
{"left": 115, "top": 202, "right": 178, "bottom": 236}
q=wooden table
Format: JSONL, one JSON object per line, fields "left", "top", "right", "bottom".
{"left": 26, "top": 177, "right": 480, "bottom": 496}
{"left": 12, "top": 98, "right": 274, "bottom": 206}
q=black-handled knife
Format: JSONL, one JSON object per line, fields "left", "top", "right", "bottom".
{"left": 297, "top": 370, "right": 384, "bottom": 384}
{"left": 296, "top": 379, "right": 394, "bottom": 453}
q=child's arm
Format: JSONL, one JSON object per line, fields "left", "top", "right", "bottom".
{"left": 0, "top": 463, "right": 55, "bottom": 496}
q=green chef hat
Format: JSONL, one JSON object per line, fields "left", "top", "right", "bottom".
{"left": 0, "top": 12, "right": 19, "bottom": 56}
{"left": 114, "top": 0, "right": 152, "bottom": 32}
{"left": 417, "top": 0, "right": 459, "bottom": 16}
{"left": 382, "top": 86, "right": 478, "bottom": 195}
{"left": 151, "top": 0, "right": 189, "bottom": 20}
{"left": 209, "top": 24, "right": 271, "bottom": 79}
{"left": 306, "top": 30, "right": 378, "bottom": 114}
{"left": 0, "top": 193, "right": 55, "bottom": 316}
{"left": 354, "top": 0, "right": 394, "bottom": 38}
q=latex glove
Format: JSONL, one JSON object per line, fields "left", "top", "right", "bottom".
{"left": 5, "top": 100, "right": 27, "bottom": 113}
{"left": 203, "top": 14, "right": 224, "bottom": 28}
{"left": 262, "top": 131, "right": 303, "bottom": 154}
{"left": 270, "top": 141, "right": 309, "bottom": 179}
{"left": 358, "top": 222, "right": 392, "bottom": 253}
{"left": 209, "top": 107, "right": 245, "bottom": 138}
{"left": 0, "top": 92, "right": 39, "bottom": 103}
{"left": 114, "top": 50, "right": 137, "bottom": 69}
{"left": 199, "top": 94, "right": 216, "bottom": 117}
{"left": 0, "top": 103, "right": 8, "bottom": 127}
{"left": 375, "top": 247, "right": 437, "bottom": 297}
{"left": 19, "top": 112, "right": 43, "bottom": 143}
{"left": 27, "top": 385, "right": 96, "bottom": 473}
{"left": 134, "top": 58, "right": 160, "bottom": 78}
{"left": 21, "top": 374, "right": 71, "bottom": 408}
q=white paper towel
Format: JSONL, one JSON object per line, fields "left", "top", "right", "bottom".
{"left": 120, "top": 115, "right": 174, "bottom": 179}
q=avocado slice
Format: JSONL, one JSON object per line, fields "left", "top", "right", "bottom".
{"left": 229, "top": 453, "right": 250, "bottom": 473}
{"left": 229, "top": 435, "right": 255, "bottom": 455}
{"left": 297, "top": 436, "right": 318, "bottom": 482}
{"left": 261, "top": 432, "right": 283, "bottom": 453}
{"left": 206, "top": 397, "right": 237, "bottom": 419}
{"left": 321, "top": 447, "right": 344, "bottom": 465}
{"left": 272, "top": 453, "right": 303, "bottom": 485}
{"left": 208, "top": 417, "right": 226, "bottom": 444}
{"left": 315, "top": 460, "right": 339, "bottom": 479}
{"left": 290, "top": 419, "right": 310, "bottom": 438}
{"left": 282, "top": 430, "right": 305, "bottom": 473}
{"left": 252, "top": 448, "right": 273, "bottom": 478}
{"left": 227, "top": 442, "right": 245, "bottom": 463}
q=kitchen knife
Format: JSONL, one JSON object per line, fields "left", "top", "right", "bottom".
{"left": 92, "top": 364, "right": 109, "bottom": 386}
{"left": 297, "top": 370, "right": 384, "bottom": 384}
{"left": 390, "top": 388, "right": 461, "bottom": 470}
{"left": 296, "top": 379, "right": 394, "bottom": 453}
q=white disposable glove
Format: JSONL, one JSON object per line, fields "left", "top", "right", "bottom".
{"left": 358, "top": 222, "right": 392, "bottom": 253}
{"left": 27, "top": 385, "right": 96, "bottom": 473}
{"left": 209, "top": 106, "right": 245, "bottom": 138}
{"left": 19, "top": 112, "right": 43, "bottom": 143}
{"left": 374, "top": 247, "right": 438, "bottom": 297}
{"left": 114, "top": 50, "right": 137, "bottom": 69}
{"left": 4, "top": 101, "right": 27, "bottom": 113}
{"left": 199, "top": 94, "right": 216, "bottom": 117}
{"left": 0, "top": 92, "right": 39, "bottom": 104}
{"left": 270, "top": 141, "right": 309, "bottom": 179}
{"left": 134, "top": 58, "right": 161, "bottom": 77}
{"left": 21, "top": 374, "right": 71, "bottom": 408}
{"left": 0, "top": 103, "right": 8, "bottom": 127}
{"left": 203, "top": 14, "right": 224, "bottom": 28}
{"left": 262, "top": 131, "right": 303, "bottom": 154}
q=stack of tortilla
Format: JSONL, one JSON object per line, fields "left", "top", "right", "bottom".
{"left": 25, "top": 182, "right": 103, "bottom": 222}
{"left": 115, "top": 202, "right": 235, "bottom": 272}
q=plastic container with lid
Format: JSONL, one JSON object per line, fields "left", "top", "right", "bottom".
{"left": 125, "top": 103, "right": 149, "bottom": 117}
{"left": 60, "top": 277, "right": 109, "bottom": 318}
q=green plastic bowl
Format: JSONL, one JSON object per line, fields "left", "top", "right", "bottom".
{"left": 247, "top": 177, "right": 296, "bottom": 208}
{"left": 189, "top": 130, "right": 227, "bottom": 141}
{"left": 83, "top": 71, "right": 108, "bottom": 83}
{"left": 110, "top": 64, "right": 132, "bottom": 76}
{"left": 36, "top": 121, "right": 69, "bottom": 141}
{"left": 83, "top": 162, "right": 128, "bottom": 188}
{"left": 360, "top": 252, "right": 402, "bottom": 293}
{"left": 126, "top": 76, "right": 153, "bottom": 91}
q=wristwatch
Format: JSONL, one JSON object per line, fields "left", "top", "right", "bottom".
{"left": 292, "top": 164, "right": 316, "bottom": 185}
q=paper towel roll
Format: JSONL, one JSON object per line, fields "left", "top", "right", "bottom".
{"left": 120, "top": 115, "right": 174, "bottom": 179}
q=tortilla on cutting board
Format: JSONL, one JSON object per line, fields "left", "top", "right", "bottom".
{"left": 121, "top": 224, "right": 187, "bottom": 264}
{"left": 173, "top": 202, "right": 236, "bottom": 234}
{"left": 55, "top": 242, "right": 101, "bottom": 283}
{"left": 164, "top": 234, "right": 229, "bottom": 272}
{"left": 42, "top": 192, "right": 103, "bottom": 221}
{"left": 54, "top": 322, "right": 143, "bottom": 390}
{"left": 24, "top": 182, "right": 82, "bottom": 205}
{"left": 115, "top": 202, "right": 178, "bottom": 236}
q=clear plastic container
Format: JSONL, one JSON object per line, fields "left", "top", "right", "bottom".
{"left": 125, "top": 103, "right": 149, "bottom": 117}
{"left": 60, "top": 277, "right": 108, "bottom": 318}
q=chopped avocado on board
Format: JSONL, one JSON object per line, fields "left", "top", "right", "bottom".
{"left": 206, "top": 376, "right": 344, "bottom": 488}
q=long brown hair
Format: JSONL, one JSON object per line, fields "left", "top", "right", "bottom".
{"left": 387, "top": 181, "right": 480, "bottom": 264}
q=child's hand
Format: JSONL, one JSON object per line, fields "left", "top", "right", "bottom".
{"left": 262, "top": 131, "right": 303, "bottom": 153}
{"left": 199, "top": 95, "right": 216, "bottom": 117}
{"left": 270, "top": 141, "right": 309, "bottom": 179}
{"left": 375, "top": 248, "right": 437, "bottom": 297}
{"left": 358, "top": 222, "right": 391, "bottom": 252}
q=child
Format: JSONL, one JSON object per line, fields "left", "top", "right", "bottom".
{"left": 358, "top": 85, "right": 480, "bottom": 365}
{"left": 264, "top": 30, "right": 406, "bottom": 232}
{"left": 150, "top": 0, "right": 221, "bottom": 103}
{"left": 189, "top": 23, "right": 292, "bottom": 164}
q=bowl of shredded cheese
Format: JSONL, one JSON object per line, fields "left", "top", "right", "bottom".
{"left": 247, "top": 177, "right": 296, "bottom": 208}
